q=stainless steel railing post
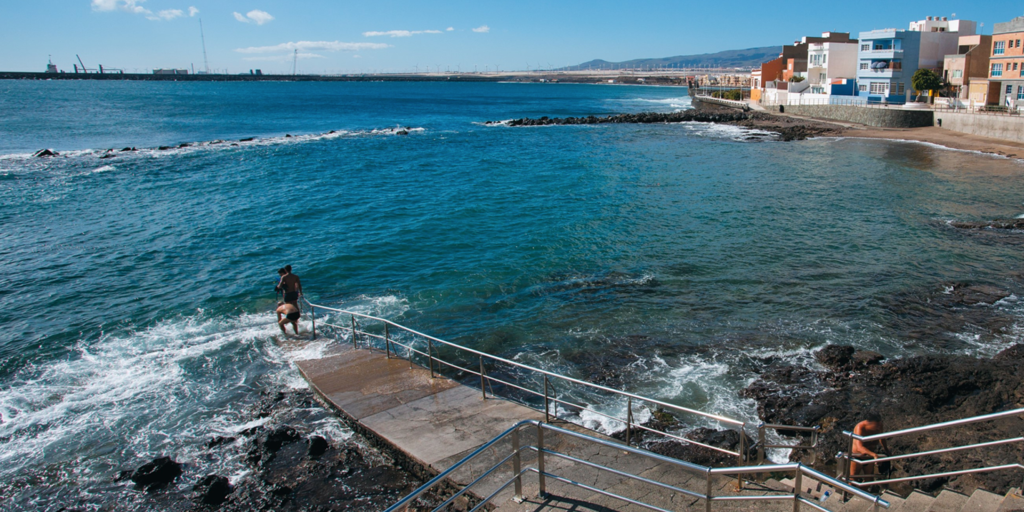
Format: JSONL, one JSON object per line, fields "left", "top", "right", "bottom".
{"left": 758, "top": 424, "right": 766, "bottom": 465}
{"left": 737, "top": 423, "right": 746, "bottom": 489}
{"left": 511, "top": 428, "right": 523, "bottom": 502}
{"left": 625, "top": 397, "right": 632, "bottom": 446}
{"left": 427, "top": 339, "right": 435, "bottom": 378}
{"left": 384, "top": 323, "right": 391, "bottom": 359}
{"left": 479, "top": 356, "right": 486, "bottom": 400}
{"left": 543, "top": 375, "right": 550, "bottom": 422}
{"left": 793, "top": 469, "right": 803, "bottom": 512}
{"left": 705, "top": 469, "right": 713, "bottom": 512}
{"left": 810, "top": 426, "right": 819, "bottom": 466}
{"left": 537, "top": 423, "right": 546, "bottom": 497}
{"left": 845, "top": 433, "right": 855, "bottom": 485}
{"left": 350, "top": 315, "right": 357, "bottom": 348}
{"left": 310, "top": 305, "right": 316, "bottom": 340}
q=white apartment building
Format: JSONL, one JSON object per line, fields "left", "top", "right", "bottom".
{"left": 806, "top": 41, "right": 860, "bottom": 94}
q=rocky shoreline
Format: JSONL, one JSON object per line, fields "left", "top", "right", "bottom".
{"left": 109, "top": 390, "right": 450, "bottom": 512}
{"left": 486, "top": 103, "right": 847, "bottom": 141}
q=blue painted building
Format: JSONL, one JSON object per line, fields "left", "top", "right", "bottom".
{"left": 856, "top": 29, "right": 921, "bottom": 104}
{"left": 857, "top": 17, "right": 977, "bottom": 104}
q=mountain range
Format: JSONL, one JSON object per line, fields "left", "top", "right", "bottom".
{"left": 570, "top": 46, "right": 782, "bottom": 71}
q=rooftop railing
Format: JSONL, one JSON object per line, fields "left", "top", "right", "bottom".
{"left": 386, "top": 420, "right": 889, "bottom": 512}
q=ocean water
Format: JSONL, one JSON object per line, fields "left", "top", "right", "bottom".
{"left": 1, "top": 80, "right": 1023, "bottom": 508}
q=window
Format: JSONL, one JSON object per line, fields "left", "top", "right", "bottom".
{"left": 952, "top": 69, "right": 963, "bottom": 78}
{"left": 1015, "top": 63, "right": 1019, "bottom": 71}
{"left": 860, "top": 62, "right": 869, "bottom": 70}
{"left": 1008, "top": 85, "right": 1014, "bottom": 95}
{"left": 992, "top": 63, "right": 1003, "bottom": 77}
{"left": 897, "top": 83, "right": 905, "bottom": 95}
{"left": 1018, "top": 86, "right": 1024, "bottom": 100}
{"left": 859, "top": 84, "right": 867, "bottom": 92}
{"left": 1017, "top": 39, "right": 1022, "bottom": 48}
{"left": 861, "top": 44, "right": 870, "bottom": 51}
{"left": 994, "top": 41, "right": 1005, "bottom": 55}
{"left": 870, "top": 82, "right": 888, "bottom": 94}
{"left": 819, "top": 73, "right": 827, "bottom": 82}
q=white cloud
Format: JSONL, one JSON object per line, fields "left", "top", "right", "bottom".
{"left": 91, "top": 0, "right": 118, "bottom": 11}
{"left": 92, "top": 0, "right": 186, "bottom": 21}
{"left": 188, "top": 6, "right": 199, "bottom": 17}
{"left": 446, "top": 27, "right": 454, "bottom": 31}
{"left": 363, "top": 29, "right": 442, "bottom": 38}
{"left": 472, "top": 25, "right": 490, "bottom": 33}
{"left": 234, "top": 9, "right": 274, "bottom": 25}
{"left": 243, "top": 52, "right": 324, "bottom": 62}
{"left": 235, "top": 41, "right": 390, "bottom": 54}
{"left": 154, "top": 9, "right": 183, "bottom": 20}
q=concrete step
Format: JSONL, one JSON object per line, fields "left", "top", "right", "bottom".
{"left": 925, "top": 490, "right": 969, "bottom": 512}
{"left": 963, "top": 489, "right": 1004, "bottom": 512}
{"left": 898, "top": 491, "right": 937, "bottom": 512}
{"left": 998, "top": 488, "right": 1024, "bottom": 511}
{"left": 881, "top": 490, "right": 907, "bottom": 512}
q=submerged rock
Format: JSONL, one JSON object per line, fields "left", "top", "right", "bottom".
{"left": 950, "top": 219, "right": 1024, "bottom": 230}
{"left": 33, "top": 149, "right": 58, "bottom": 157}
{"left": 194, "top": 474, "right": 232, "bottom": 506}
{"left": 129, "top": 456, "right": 182, "bottom": 489}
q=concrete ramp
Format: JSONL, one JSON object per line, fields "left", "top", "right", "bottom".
{"left": 294, "top": 345, "right": 544, "bottom": 474}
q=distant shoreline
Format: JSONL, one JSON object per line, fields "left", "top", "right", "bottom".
{"left": 0, "top": 71, "right": 701, "bottom": 87}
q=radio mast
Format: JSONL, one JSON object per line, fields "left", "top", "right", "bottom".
{"left": 199, "top": 18, "right": 210, "bottom": 74}
{"left": 293, "top": 49, "right": 298, "bottom": 76}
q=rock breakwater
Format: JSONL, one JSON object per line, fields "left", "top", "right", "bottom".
{"left": 486, "top": 110, "right": 845, "bottom": 141}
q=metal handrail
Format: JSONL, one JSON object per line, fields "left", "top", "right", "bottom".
{"left": 304, "top": 299, "right": 752, "bottom": 460}
{"left": 385, "top": 420, "right": 889, "bottom": 512}
{"left": 838, "top": 408, "right": 1024, "bottom": 488}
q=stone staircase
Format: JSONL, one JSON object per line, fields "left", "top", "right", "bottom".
{"left": 778, "top": 475, "right": 1024, "bottom": 512}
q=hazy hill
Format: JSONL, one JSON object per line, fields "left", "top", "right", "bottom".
{"left": 570, "top": 46, "right": 782, "bottom": 71}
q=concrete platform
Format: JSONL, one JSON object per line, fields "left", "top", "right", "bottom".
{"left": 294, "top": 345, "right": 544, "bottom": 477}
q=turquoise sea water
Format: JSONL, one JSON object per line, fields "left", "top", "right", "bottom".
{"left": 1, "top": 80, "right": 1023, "bottom": 508}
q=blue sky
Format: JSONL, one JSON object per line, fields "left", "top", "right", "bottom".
{"left": 0, "top": 1, "right": 1018, "bottom": 74}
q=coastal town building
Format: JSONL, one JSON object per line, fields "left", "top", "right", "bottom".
{"left": 942, "top": 35, "right": 992, "bottom": 101}
{"left": 805, "top": 41, "right": 860, "bottom": 100}
{"left": 751, "top": 32, "right": 853, "bottom": 103}
{"left": 989, "top": 15, "right": 1024, "bottom": 109}
{"left": 856, "top": 16, "right": 976, "bottom": 104}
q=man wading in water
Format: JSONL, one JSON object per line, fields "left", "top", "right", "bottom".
{"left": 278, "top": 265, "right": 302, "bottom": 306}
{"left": 276, "top": 302, "right": 301, "bottom": 335}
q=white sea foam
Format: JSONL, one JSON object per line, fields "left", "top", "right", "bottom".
{"left": 0, "top": 126, "right": 427, "bottom": 163}
{"left": 678, "top": 121, "right": 777, "bottom": 142}
{"left": 89, "top": 165, "right": 116, "bottom": 174}
{"left": 0, "top": 311, "right": 293, "bottom": 484}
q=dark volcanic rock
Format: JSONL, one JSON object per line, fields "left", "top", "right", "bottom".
{"left": 129, "top": 456, "right": 182, "bottom": 489}
{"left": 33, "top": 149, "right": 58, "bottom": 157}
{"left": 307, "top": 436, "right": 329, "bottom": 458}
{"left": 488, "top": 107, "right": 846, "bottom": 141}
{"left": 194, "top": 474, "right": 232, "bottom": 506}
{"left": 816, "top": 345, "right": 854, "bottom": 370}
{"left": 647, "top": 427, "right": 752, "bottom": 467}
{"left": 950, "top": 219, "right": 1024, "bottom": 230}
{"left": 743, "top": 343, "right": 1024, "bottom": 495}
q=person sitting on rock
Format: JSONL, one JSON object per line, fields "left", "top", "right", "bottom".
{"left": 276, "top": 302, "right": 301, "bottom": 335}
{"left": 850, "top": 412, "right": 889, "bottom": 478}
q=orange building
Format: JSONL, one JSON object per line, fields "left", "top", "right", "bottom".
{"left": 990, "top": 16, "right": 1024, "bottom": 107}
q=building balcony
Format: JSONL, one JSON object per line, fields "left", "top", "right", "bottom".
{"left": 863, "top": 48, "right": 904, "bottom": 59}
